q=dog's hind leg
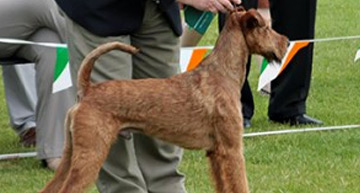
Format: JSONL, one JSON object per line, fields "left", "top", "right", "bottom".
{"left": 39, "top": 108, "right": 75, "bottom": 193}
{"left": 58, "top": 112, "right": 119, "bottom": 193}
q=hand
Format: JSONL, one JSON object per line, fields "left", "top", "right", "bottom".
{"left": 178, "top": 0, "right": 242, "bottom": 13}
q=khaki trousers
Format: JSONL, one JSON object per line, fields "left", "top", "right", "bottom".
{"left": 0, "top": 0, "right": 74, "bottom": 159}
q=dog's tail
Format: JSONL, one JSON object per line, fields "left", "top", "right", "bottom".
{"left": 77, "top": 42, "right": 139, "bottom": 99}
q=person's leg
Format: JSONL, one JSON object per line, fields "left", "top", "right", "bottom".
{"left": 63, "top": 13, "right": 148, "bottom": 193}
{"left": 240, "top": 61, "right": 255, "bottom": 120}
{"left": 17, "top": 28, "right": 75, "bottom": 168}
{"left": 268, "top": 0, "right": 317, "bottom": 120}
{"left": 35, "top": 0, "right": 67, "bottom": 42}
{"left": 0, "top": 0, "right": 40, "bottom": 58}
{"left": 2, "top": 64, "right": 37, "bottom": 146}
{"left": 130, "top": 1, "right": 186, "bottom": 193}
{"left": 0, "top": 0, "right": 66, "bottom": 54}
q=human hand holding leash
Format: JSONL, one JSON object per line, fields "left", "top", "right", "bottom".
{"left": 178, "top": 0, "right": 241, "bottom": 13}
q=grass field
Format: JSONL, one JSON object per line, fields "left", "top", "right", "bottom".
{"left": 1, "top": 0, "right": 360, "bottom": 192}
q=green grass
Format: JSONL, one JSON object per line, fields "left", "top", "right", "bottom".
{"left": 1, "top": 0, "right": 360, "bottom": 192}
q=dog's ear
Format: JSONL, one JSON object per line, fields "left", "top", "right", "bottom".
{"left": 239, "top": 9, "right": 264, "bottom": 31}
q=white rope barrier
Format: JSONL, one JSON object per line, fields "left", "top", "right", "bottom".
{"left": 243, "top": 124, "right": 360, "bottom": 137}
{"left": 0, "top": 38, "right": 66, "bottom": 48}
{"left": 1, "top": 34, "right": 360, "bottom": 49}
{"left": 0, "top": 152, "right": 37, "bottom": 160}
{"left": 298, "top": 35, "right": 360, "bottom": 43}
{"left": 0, "top": 124, "right": 359, "bottom": 161}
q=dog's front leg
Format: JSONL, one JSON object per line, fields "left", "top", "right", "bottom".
{"left": 206, "top": 126, "right": 249, "bottom": 193}
{"left": 207, "top": 146, "right": 249, "bottom": 193}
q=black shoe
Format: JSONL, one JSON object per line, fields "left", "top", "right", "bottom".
{"left": 19, "top": 127, "right": 36, "bottom": 147}
{"left": 243, "top": 118, "right": 251, "bottom": 128}
{"left": 270, "top": 114, "right": 323, "bottom": 126}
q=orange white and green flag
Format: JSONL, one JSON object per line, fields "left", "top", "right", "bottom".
{"left": 52, "top": 47, "right": 72, "bottom": 93}
{"left": 257, "top": 41, "right": 310, "bottom": 91}
{"left": 355, "top": 47, "right": 360, "bottom": 62}
{"left": 180, "top": 46, "right": 213, "bottom": 72}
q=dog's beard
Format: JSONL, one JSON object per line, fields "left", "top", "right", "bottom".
{"left": 264, "top": 52, "right": 282, "bottom": 63}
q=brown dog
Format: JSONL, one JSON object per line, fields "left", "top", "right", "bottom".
{"left": 40, "top": 8, "right": 288, "bottom": 193}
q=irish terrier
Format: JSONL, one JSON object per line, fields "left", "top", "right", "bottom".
{"left": 40, "top": 8, "right": 288, "bottom": 193}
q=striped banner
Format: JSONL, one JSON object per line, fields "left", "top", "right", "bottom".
{"left": 180, "top": 46, "right": 213, "bottom": 72}
{"left": 355, "top": 47, "right": 360, "bottom": 62}
{"left": 52, "top": 47, "right": 72, "bottom": 93}
{"left": 1, "top": 35, "right": 359, "bottom": 92}
{"left": 258, "top": 41, "right": 310, "bottom": 91}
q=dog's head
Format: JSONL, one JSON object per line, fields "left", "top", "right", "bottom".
{"left": 230, "top": 8, "right": 289, "bottom": 63}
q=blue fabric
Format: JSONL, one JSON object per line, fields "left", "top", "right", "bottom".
{"left": 56, "top": 0, "right": 182, "bottom": 36}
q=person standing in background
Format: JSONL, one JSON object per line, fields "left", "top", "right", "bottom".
{"left": 2, "top": 64, "right": 37, "bottom": 147}
{"left": 218, "top": 0, "right": 322, "bottom": 128}
{"left": 266, "top": 0, "right": 322, "bottom": 125}
{"left": 0, "top": 0, "right": 74, "bottom": 170}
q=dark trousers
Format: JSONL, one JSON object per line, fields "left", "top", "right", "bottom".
{"left": 219, "top": 0, "right": 317, "bottom": 120}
